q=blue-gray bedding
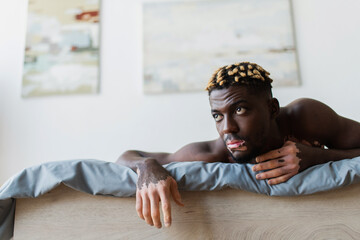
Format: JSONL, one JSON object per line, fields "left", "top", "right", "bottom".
{"left": 1, "top": 157, "right": 360, "bottom": 239}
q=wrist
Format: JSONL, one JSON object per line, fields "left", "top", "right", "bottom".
{"left": 143, "top": 157, "right": 157, "bottom": 164}
{"left": 135, "top": 157, "right": 161, "bottom": 173}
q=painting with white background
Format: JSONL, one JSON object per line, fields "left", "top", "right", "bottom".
{"left": 143, "top": 0, "right": 299, "bottom": 93}
{"left": 22, "top": 0, "right": 100, "bottom": 97}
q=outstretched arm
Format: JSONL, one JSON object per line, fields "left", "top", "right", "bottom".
{"left": 116, "top": 139, "right": 228, "bottom": 228}
{"left": 252, "top": 98, "right": 360, "bottom": 185}
{"left": 117, "top": 151, "right": 183, "bottom": 228}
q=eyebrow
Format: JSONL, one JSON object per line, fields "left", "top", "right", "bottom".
{"left": 211, "top": 99, "right": 248, "bottom": 113}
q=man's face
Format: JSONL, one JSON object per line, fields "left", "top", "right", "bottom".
{"left": 209, "top": 85, "right": 273, "bottom": 163}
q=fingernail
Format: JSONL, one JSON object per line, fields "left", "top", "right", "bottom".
{"left": 252, "top": 166, "right": 257, "bottom": 172}
{"left": 256, "top": 174, "right": 261, "bottom": 179}
{"left": 255, "top": 157, "right": 259, "bottom": 163}
{"left": 165, "top": 222, "right": 171, "bottom": 227}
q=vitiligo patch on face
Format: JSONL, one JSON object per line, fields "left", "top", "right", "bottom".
{"left": 232, "top": 146, "right": 247, "bottom": 151}
{"left": 227, "top": 140, "right": 247, "bottom": 152}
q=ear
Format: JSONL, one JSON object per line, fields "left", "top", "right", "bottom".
{"left": 268, "top": 98, "right": 280, "bottom": 119}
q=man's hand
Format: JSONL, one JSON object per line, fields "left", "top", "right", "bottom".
{"left": 136, "top": 158, "right": 184, "bottom": 228}
{"left": 252, "top": 141, "right": 307, "bottom": 185}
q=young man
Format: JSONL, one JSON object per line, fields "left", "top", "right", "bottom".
{"left": 117, "top": 62, "right": 360, "bottom": 229}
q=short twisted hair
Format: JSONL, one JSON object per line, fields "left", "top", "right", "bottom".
{"left": 206, "top": 62, "right": 273, "bottom": 97}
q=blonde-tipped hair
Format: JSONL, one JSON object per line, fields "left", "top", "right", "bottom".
{"left": 206, "top": 62, "right": 273, "bottom": 93}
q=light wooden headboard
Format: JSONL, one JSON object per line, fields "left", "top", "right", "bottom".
{"left": 14, "top": 183, "right": 360, "bottom": 239}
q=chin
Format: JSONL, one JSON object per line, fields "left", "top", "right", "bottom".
{"left": 230, "top": 151, "right": 256, "bottom": 164}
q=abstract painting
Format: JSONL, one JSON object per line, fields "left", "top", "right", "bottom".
{"left": 143, "top": 0, "right": 299, "bottom": 93}
{"left": 23, "top": 0, "right": 100, "bottom": 97}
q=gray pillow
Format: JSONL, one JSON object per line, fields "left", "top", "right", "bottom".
{"left": 1, "top": 156, "right": 360, "bottom": 240}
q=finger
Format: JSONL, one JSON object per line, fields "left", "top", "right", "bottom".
{"left": 149, "top": 194, "right": 162, "bottom": 228}
{"left": 301, "top": 140, "right": 312, "bottom": 147}
{"left": 136, "top": 190, "right": 144, "bottom": 220}
{"left": 268, "top": 172, "right": 296, "bottom": 185}
{"left": 141, "top": 193, "right": 154, "bottom": 226}
{"left": 283, "top": 140, "right": 294, "bottom": 146}
{"left": 256, "top": 148, "right": 286, "bottom": 163}
{"left": 170, "top": 179, "right": 184, "bottom": 207}
{"left": 256, "top": 167, "right": 287, "bottom": 180}
{"left": 252, "top": 158, "right": 285, "bottom": 172}
{"left": 159, "top": 189, "right": 172, "bottom": 227}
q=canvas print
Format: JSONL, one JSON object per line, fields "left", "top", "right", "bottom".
{"left": 22, "top": 0, "right": 100, "bottom": 97}
{"left": 143, "top": 0, "right": 299, "bottom": 94}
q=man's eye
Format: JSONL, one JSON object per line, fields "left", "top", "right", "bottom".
{"left": 236, "top": 107, "right": 246, "bottom": 115}
{"left": 213, "top": 114, "right": 223, "bottom": 122}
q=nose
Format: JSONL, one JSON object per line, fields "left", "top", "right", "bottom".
{"left": 222, "top": 115, "right": 239, "bottom": 134}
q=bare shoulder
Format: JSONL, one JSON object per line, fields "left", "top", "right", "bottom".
{"left": 283, "top": 98, "right": 360, "bottom": 148}
{"left": 167, "top": 138, "right": 229, "bottom": 163}
{"left": 282, "top": 98, "right": 338, "bottom": 123}
{"left": 284, "top": 98, "right": 339, "bottom": 140}
{"left": 204, "top": 138, "right": 231, "bottom": 162}
{"left": 285, "top": 98, "right": 333, "bottom": 114}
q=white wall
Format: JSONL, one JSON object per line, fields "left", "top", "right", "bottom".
{"left": 1, "top": 0, "right": 359, "bottom": 184}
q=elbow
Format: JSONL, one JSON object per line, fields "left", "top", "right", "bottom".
{"left": 116, "top": 150, "right": 138, "bottom": 165}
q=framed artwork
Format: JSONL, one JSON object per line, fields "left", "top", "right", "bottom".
{"left": 22, "top": 0, "right": 100, "bottom": 97}
{"left": 143, "top": 0, "right": 299, "bottom": 94}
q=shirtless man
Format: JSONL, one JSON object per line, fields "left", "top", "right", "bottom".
{"left": 117, "top": 62, "right": 360, "bottom": 229}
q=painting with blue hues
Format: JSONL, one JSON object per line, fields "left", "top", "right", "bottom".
{"left": 143, "top": 0, "right": 299, "bottom": 93}
{"left": 23, "top": 0, "right": 100, "bottom": 97}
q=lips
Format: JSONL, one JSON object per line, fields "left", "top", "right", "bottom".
{"left": 226, "top": 140, "right": 246, "bottom": 150}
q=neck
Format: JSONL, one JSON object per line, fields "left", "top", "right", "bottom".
{"left": 262, "top": 120, "right": 284, "bottom": 154}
